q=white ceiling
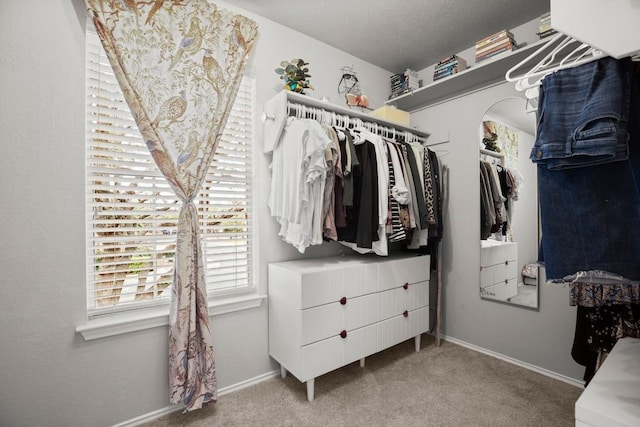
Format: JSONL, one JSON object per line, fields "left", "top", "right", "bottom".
{"left": 228, "top": 0, "right": 550, "bottom": 72}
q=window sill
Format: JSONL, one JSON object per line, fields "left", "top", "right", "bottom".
{"left": 76, "top": 293, "right": 267, "bottom": 341}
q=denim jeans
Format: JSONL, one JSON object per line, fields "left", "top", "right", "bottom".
{"left": 537, "top": 57, "right": 640, "bottom": 281}
{"left": 531, "top": 57, "right": 632, "bottom": 170}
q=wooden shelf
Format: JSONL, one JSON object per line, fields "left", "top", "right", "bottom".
{"left": 386, "top": 38, "right": 551, "bottom": 112}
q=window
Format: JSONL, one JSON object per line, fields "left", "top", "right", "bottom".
{"left": 85, "top": 21, "right": 255, "bottom": 317}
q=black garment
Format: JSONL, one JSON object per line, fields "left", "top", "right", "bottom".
{"left": 428, "top": 149, "right": 443, "bottom": 240}
{"left": 479, "top": 162, "right": 493, "bottom": 239}
{"left": 572, "top": 303, "right": 640, "bottom": 385}
{"left": 337, "top": 140, "right": 378, "bottom": 248}
{"left": 404, "top": 145, "right": 429, "bottom": 229}
{"left": 387, "top": 143, "right": 407, "bottom": 243}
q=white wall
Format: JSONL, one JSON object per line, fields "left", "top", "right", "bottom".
{"left": 411, "top": 81, "right": 584, "bottom": 381}
{"left": 0, "top": 1, "right": 391, "bottom": 426}
{"left": 0, "top": 2, "right": 585, "bottom": 425}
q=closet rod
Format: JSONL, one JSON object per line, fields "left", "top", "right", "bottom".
{"left": 479, "top": 148, "right": 505, "bottom": 165}
{"left": 262, "top": 90, "right": 431, "bottom": 153}
{"left": 479, "top": 148, "right": 504, "bottom": 158}
{"left": 286, "top": 101, "right": 427, "bottom": 144}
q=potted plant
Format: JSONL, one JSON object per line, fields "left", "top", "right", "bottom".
{"left": 275, "top": 59, "right": 313, "bottom": 94}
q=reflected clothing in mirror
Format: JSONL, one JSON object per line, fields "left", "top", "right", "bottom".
{"left": 479, "top": 161, "right": 517, "bottom": 240}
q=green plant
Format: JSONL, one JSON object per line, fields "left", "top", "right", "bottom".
{"left": 275, "top": 59, "right": 313, "bottom": 94}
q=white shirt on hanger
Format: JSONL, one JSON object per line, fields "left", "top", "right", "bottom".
{"left": 268, "top": 117, "right": 331, "bottom": 253}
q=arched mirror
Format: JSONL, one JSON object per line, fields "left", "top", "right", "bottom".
{"left": 479, "top": 96, "right": 539, "bottom": 309}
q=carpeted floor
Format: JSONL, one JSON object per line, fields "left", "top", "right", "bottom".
{"left": 507, "top": 284, "right": 538, "bottom": 308}
{"left": 144, "top": 336, "right": 583, "bottom": 426}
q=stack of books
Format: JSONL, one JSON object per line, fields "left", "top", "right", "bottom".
{"left": 537, "top": 13, "right": 556, "bottom": 39}
{"left": 475, "top": 29, "right": 517, "bottom": 63}
{"left": 433, "top": 55, "right": 468, "bottom": 82}
{"left": 389, "top": 69, "right": 420, "bottom": 99}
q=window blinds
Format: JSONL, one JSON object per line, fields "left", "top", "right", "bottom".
{"left": 85, "top": 20, "right": 255, "bottom": 315}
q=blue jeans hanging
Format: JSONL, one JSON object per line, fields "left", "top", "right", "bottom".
{"left": 537, "top": 57, "right": 640, "bottom": 280}
{"left": 531, "top": 57, "right": 632, "bottom": 170}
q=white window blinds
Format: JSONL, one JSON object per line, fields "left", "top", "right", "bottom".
{"left": 85, "top": 20, "right": 255, "bottom": 316}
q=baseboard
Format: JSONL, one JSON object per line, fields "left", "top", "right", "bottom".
{"left": 114, "top": 369, "right": 280, "bottom": 427}
{"left": 218, "top": 369, "right": 280, "bottom": 396}
{"left": 113, "top": 338, "right": 583, "bottom": 426}
{"left": 443, "top": 335, "right": 585, "bottom": 388}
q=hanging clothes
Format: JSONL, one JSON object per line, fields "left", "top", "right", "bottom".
{"left": 339, "top": 129, "right": 389, "bottom": 256}
{"left": 267, "top": 117, "right": 331, "bottom": 253}
{"left": 533, "top": 56, "right": 640, "bottom": 384}
{"left": 322, "top": 126, "right": 341, "bottom": 241}
{"left": 268, "top": 114, "right": 444, "bottom": 256}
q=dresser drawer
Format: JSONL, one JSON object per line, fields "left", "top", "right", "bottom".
{"left": 480, "top": 241, "right": 517, "bottom": 267}
{"left": 493, "top": 258, "right": 517, "bottom": 281}
{"left": 377, "top": 281, "right": 428, "bottom": 321}
{"left": 269, "top": 258, "right": 378, "bottom": 309}
{"left": 301, "top": 293, "right": 378, "bottom": 345}
{"left": 300, "top": 323, "right": 378, "bottom": 381}
{"left": 377, "top": 307, "right": 429, "bottom": 351}
{"left": 480, "top": 260, "right": 517, "bottom": 288}
{"left": 377, "top": 256, "right": 429, "bottom": 292}
{"left": 480, "top": 278, "right": 517, "bottom": 300}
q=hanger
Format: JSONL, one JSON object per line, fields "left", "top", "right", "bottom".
{"left": 506, "top": 33, "right": 605, "bottom": 91}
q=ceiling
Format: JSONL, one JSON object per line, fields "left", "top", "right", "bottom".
{"left": 228, "top": 0, "right": 550, "bottom": 72}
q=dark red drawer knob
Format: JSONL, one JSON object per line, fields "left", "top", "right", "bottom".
{"left": 403, "top": 282, "right": 409, "bottom": 290}
{"left": 340, "top": 330, "right": 347, "bottom": 338}
{"left": 403, "top": 310, "right": 409, "bottom": 318}
{"left": 340, "top": 297, "right": 347, "bottom": 305}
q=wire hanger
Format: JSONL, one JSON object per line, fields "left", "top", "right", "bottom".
{"left": 506, "top": 33, "right": 605, "bottom": 90}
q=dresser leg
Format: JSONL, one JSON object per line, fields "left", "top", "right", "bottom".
{"left": 306, "top": 378, "right": 315, "bottom": 401}
{"left": 415, "top": 334, "right": 421, "bottom": 352}
{"left": 280, "top": 365, "right": 287, "bottom": 379}
{"left": 360, "top": 357, "right": 365, "bottom": 368}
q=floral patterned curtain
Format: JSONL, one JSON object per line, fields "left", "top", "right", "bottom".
{"left": 85, "top": 0, "right": 257, "bottom": 411}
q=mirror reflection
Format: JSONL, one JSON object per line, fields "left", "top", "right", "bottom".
{"left": 479, "top": 97, "right": 539, "bottom": 309}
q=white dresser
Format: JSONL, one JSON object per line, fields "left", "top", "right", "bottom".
{"left": 575, "top": 337, "right": 640, "bottom": 427}
{"left": 480, "top": 240, "right": 517, "bottom": 301}
{"left": 268, "top": 254, "right": 430, "bottom": 401}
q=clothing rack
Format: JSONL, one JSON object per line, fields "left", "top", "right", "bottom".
{"left": 263, "top": 90, "right": 444, "bottom": 347}
{"left": 261, "top": 90, "right": 430, "bottom": 153}
{"left": 285, "top": 102, "right": 425, "bottom": 144}
{"left": 479, "top": 148, "right": 505, "bottom": 165}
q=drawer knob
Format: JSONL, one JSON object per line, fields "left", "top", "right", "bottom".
{"left": 403, "top": 282, "right": 409, "bottom": 290}
{"left": 340, "top": 297, "right": 347, "bottom": 305}
{"left": 340, "top": 330, "right": 347, "bottom": 339}
{"left": 505, "top": 261, "right": 509, "bottom": 265}
{"left": 403, "top": 310, "right": 409, "bottom": 318}
{"left": 505, "top": 279, "right": 508, "bottom": 284}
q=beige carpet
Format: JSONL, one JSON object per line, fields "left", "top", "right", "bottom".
{"left": 144, "top": 336, "right": 582, "bottom": 426}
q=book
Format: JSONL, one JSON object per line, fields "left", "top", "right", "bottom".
{"left": 436, "top": 54, "right": 458, "bottom": 65}
{"left": 434, "top": 56, "right": 467, "bottom": 71}
{"left": 433, "top": 69, "right": 457, "bottom": 80}
{"left": 475, "top": 30, "right": 514, "bottom": 49}
{"left": 476, "top": 39, "right": 514, "bottom": 57}
{"left": 434, "top": 63, "right": 459, "bottom": 75}
{"left": 476, "top": 34, "right": 512, "bottom": 51}
{"left": 435, "top": 60, "right": 460, "bottom": 72}
{"left": 434, "top": 69, "right": 456, "bottom": 81}
{"left": 476, "top": 45, "right": 513, "bottom": 63}
{"left": 537, "top": 28, "right": 557, "bottom": 39}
